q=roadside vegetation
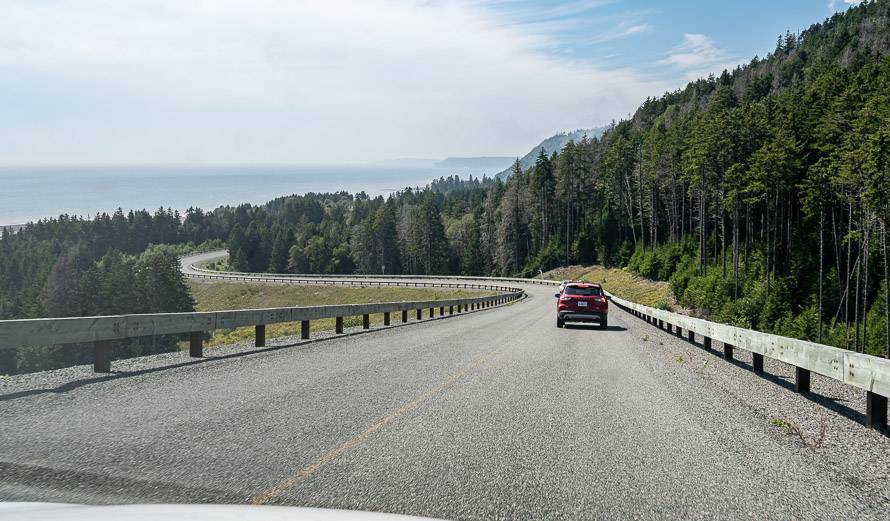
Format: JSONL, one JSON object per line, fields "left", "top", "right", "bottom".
{"left": 202, "top": 257, "right": 234, "bottom": 272}
{"left": 188, "top": 280, "right": 492, "bottom": 347}
{"left": 1, "top": 240, "right": 209, "bottom": 374}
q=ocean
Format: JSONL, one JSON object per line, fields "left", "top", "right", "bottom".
{"left": 0, "top": 164, "right": 497, "bottom": 226}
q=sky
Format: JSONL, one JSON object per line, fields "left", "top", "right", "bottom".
{"left": 0, "top": 0, "right": 865, "bottom": 164}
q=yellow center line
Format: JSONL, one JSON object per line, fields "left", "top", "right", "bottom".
{"left": 249, "top": 344, "right": 509, "bottom": 505}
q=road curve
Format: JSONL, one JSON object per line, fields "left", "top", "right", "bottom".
{"left": 180, "top": 251, "right": 538, "bottom": 291}
{"left": 2, "top": 267, "right": 890, "bottom": 519}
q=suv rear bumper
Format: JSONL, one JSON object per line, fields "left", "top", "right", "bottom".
{"left": 559, "top": 311, "right": 607, "bottom": 323}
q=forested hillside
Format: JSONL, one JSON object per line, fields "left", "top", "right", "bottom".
{"left": 495, "top": 126, "right": 606, "bottom": 179}
{"left": 220, "top": 1, "right": 890, "bottom": 357}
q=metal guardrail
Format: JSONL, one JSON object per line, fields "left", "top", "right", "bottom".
{"left": 186, "top": 270, "right": 525, "bottom": 293}
{"left": 0, "top": 287, "right": 524, "bottom": 374}
{"left": 188, "top": 262, "right": 559, "bottom": 286}
{"left": 605, "top": 291, "right": 890, "bottom": 431}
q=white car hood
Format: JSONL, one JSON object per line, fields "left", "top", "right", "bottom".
{"left": 0, "top": 503, "right": 444, "bottom": 521}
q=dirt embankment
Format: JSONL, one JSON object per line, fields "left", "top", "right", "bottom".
{"left": 544, "top": 265, "right": 688, "bottom": 313}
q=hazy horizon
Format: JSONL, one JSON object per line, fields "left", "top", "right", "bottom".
{"left": 0, "top": 162, "right": 505, "bottom": 226}
{"left": 0, "top": 1, "right": 862, "bottom": 164}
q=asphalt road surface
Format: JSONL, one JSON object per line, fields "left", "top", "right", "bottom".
{"left": 2, "top": 270, "right": 889, "bottom": 519}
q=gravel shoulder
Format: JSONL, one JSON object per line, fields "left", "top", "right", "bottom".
{"left": 613, "top": 303, "right": 890, "bottom": 508}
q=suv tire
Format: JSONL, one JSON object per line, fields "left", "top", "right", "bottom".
{"left": 557, "top": 317, "right": 565, "bottom": 328}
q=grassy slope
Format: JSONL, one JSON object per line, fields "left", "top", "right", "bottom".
{"left": 544, "top": 265, "right": 677, "bottom": 310}
{"left": 187, "top": 280, "right": 493, "bottom": 347}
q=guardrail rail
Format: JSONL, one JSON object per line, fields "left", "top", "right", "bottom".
{"left": 186, "top": 253, "right": 558, "bottom": 286}
{"left": 605, "top": 291, "right": 890, "bottom": 431}
{"left": 0, "top": 286, "right": 524, "bottom": 374}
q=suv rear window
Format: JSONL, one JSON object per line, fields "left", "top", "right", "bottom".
{"left": 564, "top": 286, "right": 602, "bottom": 296}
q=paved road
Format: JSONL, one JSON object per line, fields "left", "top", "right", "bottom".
{"left": 1, "top": 273, "right": 889, "bottom": 519}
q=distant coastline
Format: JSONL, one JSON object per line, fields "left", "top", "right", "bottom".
{"left": 0, "top": 163, "right": 503, "bottom": 226}
{"left": 1, "top": 223, "right": 24, "bottom": 234}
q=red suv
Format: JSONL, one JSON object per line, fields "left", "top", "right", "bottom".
{"left": 555, "top": 282, "right": 608, "bottom": 329}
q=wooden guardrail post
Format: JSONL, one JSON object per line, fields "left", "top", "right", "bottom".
{"left": 402, "top": 310, "right": 408, "bottom": 322}
{"left": 335, "top": 317, "right": 344, "bottom": 334}
{"left": 439, "top": 306, "right": 444, "bottom": 316}
{"left": 703, "top": 336, "right": 712, "bottom": 351}
{"left": 724, "top": 343, "right": 734, "bottom": 360}
{"left": 429, "top": 307, "right": 434, "bottom": 318}
{"left": 384, "top": 312, "right": 390, "bottom": 326}
{"left": 795, "top": 367, "right": 811, "bottom": 394}
{"left": 301, "top": 320, "right": 310, "bottom": 339}
{"left": 866, "top": 392, "right": 888, "bottom": 430}
{"left": 255, "top": 324, "right": 266, "bottom": 347}
{"left": 449, "top": 305, "right": 454, "bottom": 315}
{"left": 687, "top": 330, "right": 695, "bottom": 342}
{"left": 667, "top": 323, "right": 673, "bottom": 333}
{"left": 189, "top": 332, "right": 203, "bottom": 357}
{"left": 416, "top": 309, "right": 422, "bottom": 320}
{"left": 94, "top": 340, "right": 112, "bottom": 373}
{"left": 362, "top": 314, "right": 370, "bottom": 329}
{"left": 752, "top": 353, "right": 764, "bottom": 373}
{"left": 457, "top": 304, "right": 462, "bottom": 312}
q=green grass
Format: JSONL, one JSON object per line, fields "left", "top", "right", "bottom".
{"left": 544, "top": 265, "right": 675, "bottom": 309}
{"left": 769, "top": 418, "right": 796, "bottom": 435}
{"left": 186, "top": 280, "right": 493, "bottom": 348}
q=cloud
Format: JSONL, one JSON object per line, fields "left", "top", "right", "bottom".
{"left": 0, "top": 0, "right": 669, "bottom": 163}
{"left": 829, "top": 0, "right": 864, "bottom": 11}
{"left": 589, "top": 22, "right": 651, "bottom": 45}
{"left": 658, "top": 33, "right": 739, "bottom": 80}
